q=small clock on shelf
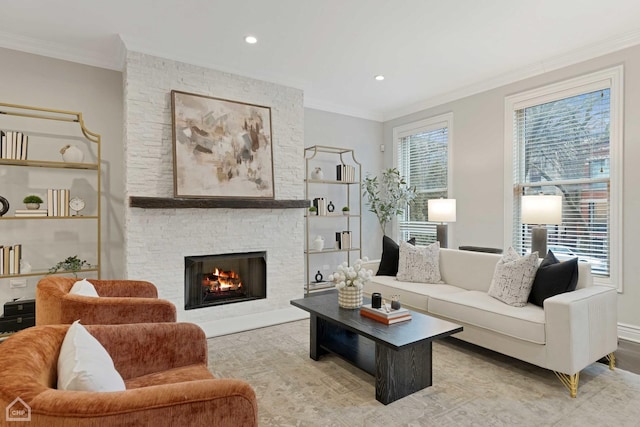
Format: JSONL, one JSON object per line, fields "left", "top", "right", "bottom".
{"left": 69, "top": 197, "right": 85, "bottom": 216}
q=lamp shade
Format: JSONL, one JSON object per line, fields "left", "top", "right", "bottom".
{"left": 521, "top": 195, "right": 562, "bottom": 225}
{"left": 428, "top": 198, "right": 456, "bottom": 223}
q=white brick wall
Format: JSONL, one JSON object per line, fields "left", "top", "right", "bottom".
{"left": 123, "top": 51, "right": 306, "bottom": 332}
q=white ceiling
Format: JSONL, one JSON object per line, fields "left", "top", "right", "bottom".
{"left": 1, "top": 0, "right": 640, "bottom": 121}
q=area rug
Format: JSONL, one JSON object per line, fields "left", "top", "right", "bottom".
{"left": 207, "top": 319, "right": 640, "bottom": 426}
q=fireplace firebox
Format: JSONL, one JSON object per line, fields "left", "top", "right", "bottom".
{"left": 185, "top": 251, "right": 267, "bottom": 310}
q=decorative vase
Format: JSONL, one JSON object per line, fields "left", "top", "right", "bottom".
{"left": 312, "top": 235, "right": 324, "bottom": 251}
{"left": 338, "top": 286, "right": 363, "bottom": 309}
{"left": 26, "top": 203, "right": 40, "bottom": 210}
{"left": 310, "top": 167, "right": 323, "bottom": 180}
{"left": 60, "top": 144, "right": 84, "bottom": 163}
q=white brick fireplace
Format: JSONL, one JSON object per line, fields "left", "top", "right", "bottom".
{"left": 123, "top": 51, "right": 307, "bottom": 336}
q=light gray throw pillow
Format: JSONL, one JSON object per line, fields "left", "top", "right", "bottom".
{"left": 488, "top": 247, "right": 538, "bottom": 307}
{"left": 397, "top": 241, "right": 441, "bottom": 283}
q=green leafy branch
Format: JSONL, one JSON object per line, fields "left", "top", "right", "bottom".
{"left": 362, "top": 168, "right": 416, "bottom": 234}
{"left": 48, "top": 255, "right": 90, "bottom": 277}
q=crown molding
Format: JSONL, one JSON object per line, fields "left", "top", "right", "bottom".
{"left": 0, "top": 30, "right": 122, "bottom": 71}
{"left": 382, "top": 29, "right": 640, "bottom": 121}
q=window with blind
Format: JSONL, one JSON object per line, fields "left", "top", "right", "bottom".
{"left": 393, "top": 113, "right": 452, "bottom": 245}
{"left": 505, "top": 67, "right": 623, "bottom": 287}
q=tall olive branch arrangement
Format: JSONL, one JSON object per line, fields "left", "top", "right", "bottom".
{"left": 362, "top": 168, "right": 416, "bottom": 234}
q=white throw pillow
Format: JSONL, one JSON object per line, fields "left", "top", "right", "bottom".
{"left": 57, "top": 320, "right": 126, "bottom": 392}
{"left": 396, "top": 241, "right": 442, "bottom": 283}
{"left": 488, "top": 247, "right": 539, "bottom": 307}
{"left": 69, "top": 278, "right": 99, "bottom": 297}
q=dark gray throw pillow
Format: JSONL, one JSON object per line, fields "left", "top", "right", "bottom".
{"left": 528, "top": 250, "right": 579, "bottom": 307}
{"left": 376, "top": 235, "right": 416, "bottom": 276}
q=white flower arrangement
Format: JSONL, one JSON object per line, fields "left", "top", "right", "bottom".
{"left": 328, "top": 258, "right": 373, "bottom": 290}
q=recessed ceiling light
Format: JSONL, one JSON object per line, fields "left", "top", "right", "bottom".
{"left": 374, "top": 75, "right": 385, "bottom": 81}
{"left": 245, "top": 35, "right": 258, "bottom": 44}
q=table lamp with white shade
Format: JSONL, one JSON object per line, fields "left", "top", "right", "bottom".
{"left": 521, "top": 194, "right": 562, "bottom": 257}
{"left": 428, "top": 198, "right": 456, "bottom": 248}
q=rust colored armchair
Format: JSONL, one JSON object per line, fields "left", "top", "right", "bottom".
{"left": 36, "top": 277, "right": 177, "bottom": 325}
{"left": 0, "top": 322, "right": 258, "bottom": 426}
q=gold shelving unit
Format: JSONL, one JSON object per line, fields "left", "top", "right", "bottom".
{"left": 0, "top": 102, "right": 101, "bottom": 280}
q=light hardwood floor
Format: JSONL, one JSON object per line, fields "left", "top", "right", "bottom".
{"left": 614, "top": 339, "right": 640, "bottom": 374}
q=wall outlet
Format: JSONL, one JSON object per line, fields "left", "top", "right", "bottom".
{"left": 10, "top": 279, "right": 27, "bottom": 288}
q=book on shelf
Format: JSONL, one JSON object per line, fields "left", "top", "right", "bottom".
{"left": 336, "top": 164, "right": 355, "bottom": 182}
{"left": 340, "top": 230, "right": 351, "bottom": 250}
{"left": 46, "top": 188, "right": 71, "bottom": 217}
{"left": 2, "top": 244, "right": 21, "bottom": 275}
{"left": 0, "top": 131, "right": 5, "bottom": 159}
{"left": 360, "top": 309, "right": 412, "bottom": 324}
{"left": 14, "top": 209, "right": 48, "bottom": 214}
{"left": 360, "top": 303, "right": 410, "bottom": 318}
{"left": 15, "top": 210, "right": 48, "bottom": 217}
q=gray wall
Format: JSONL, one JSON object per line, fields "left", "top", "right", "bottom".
{"left": 0, "top": 47, "right": 125, "bottom": 306}
{"left": 383, "top": 43, "right": 640, "bottom": 338}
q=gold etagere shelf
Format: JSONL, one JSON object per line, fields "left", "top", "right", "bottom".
{"left": 0, "top": 102, "right": 101, "bottom": 280}
{"left": 304, "top": 145, "right": 362, "bottom": 294}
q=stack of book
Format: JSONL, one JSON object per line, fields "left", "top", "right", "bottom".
{"left": 335, "top": 231, "right": 352, "bottom": 250}
{"left": 336, "top": 164, "right": 355, "bottom": 182}
{"left": 15, "top": 209, "right": 47, "bottom": 217}
{"left": 0, "top": 131, "right": 28, "bottom": 160}
{"left": 47, "top": 188, "right": 70, "bottom": 217}
{"left": 0, "top": 244, "right": 22, "bottom": 275}
{"left": 360, "top": 303, "right": 412, "bottom": 324}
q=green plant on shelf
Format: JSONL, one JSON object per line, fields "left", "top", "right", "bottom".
{"left": 48, "top": 255, "right": 90, "bottom": 277}
{"left": 22, "top": 195, "right": 43, "bottom": 204}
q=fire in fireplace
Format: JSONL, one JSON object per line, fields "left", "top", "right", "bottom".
{"left": 185, "top": 251, "right": 266, "bottom": 310}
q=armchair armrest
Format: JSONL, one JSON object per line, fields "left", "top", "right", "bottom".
{"left": 87, "top": 323, "right": 208, "bottom": 379}
{"left": 60, "top": 295, "right": 176, "bottom": 324}
{"left": 544, "top": 285, "right": 618, "bottom": 374}
{"left": 90, "top": 280, "right": 158, "bottom": 298}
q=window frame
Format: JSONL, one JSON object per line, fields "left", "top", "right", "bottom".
{"left": 503, "top": 66, "right": 623, "bottom": 291}
{"left": 392, "top": 112, "right": 454, "bottom": 243}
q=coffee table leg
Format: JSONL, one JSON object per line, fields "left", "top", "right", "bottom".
{"left": 309, "top": 314, "right": 328, "bottom": 360}
{"left": 375, "top": 340, "right": 432, "bottom": 405}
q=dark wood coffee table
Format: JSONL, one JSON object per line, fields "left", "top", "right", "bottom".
{"left": 290, "top": 291, "right": 462, "bottom": 404}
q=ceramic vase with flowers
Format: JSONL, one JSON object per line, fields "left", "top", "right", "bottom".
{"left": 329, "top": 258, "right": 373, "bottom": 309}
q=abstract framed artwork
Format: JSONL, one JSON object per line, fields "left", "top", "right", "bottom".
{"left": 171, "top": 90, "right": 274, "bottom": 199}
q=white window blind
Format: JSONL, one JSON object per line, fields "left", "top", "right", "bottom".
{"left": 396, "top": 121, "right": 449, "bottom": 245}
{"left": 512, "top": 89, "right": 610, "bottom": 276}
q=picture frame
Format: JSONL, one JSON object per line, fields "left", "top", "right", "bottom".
{"left": 171, "top": 90, "right": 274, "bottom": 199}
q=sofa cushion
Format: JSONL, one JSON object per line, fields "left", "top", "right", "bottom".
{"left": 429, "top": 290, "right": 546, "bottom": 344}
{"left": 397, "top": 241, "right": 441, "bottom": 283}
{"left": 57, "top": 320, "right": 126, "bottom": 392}
{"left": 125, "top": 364, "right": 214, "bottom": 389}
{"left": 488, "top": 247, "right": 538, "bottom": 307}
{"left": 366, "top": 274, "right": 466, "bottom": 311}
{"left": 439, "top": 249, "right": 502, "bottom": 292}
{"left": 377, "top": 235, "right": 415, "bottom": 276}
{"left": 529, "top": 250, "right": 579, "bottom": 307}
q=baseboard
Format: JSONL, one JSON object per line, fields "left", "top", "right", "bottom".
{"left": 618, "top": 323, "right": 640, "bottom": 344}
{"left": 197, "top": 307, "right": 309, "bottom": 339}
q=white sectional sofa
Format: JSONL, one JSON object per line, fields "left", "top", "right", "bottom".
{"left": 362, "top": 248, "right": 618, "bottom": 397}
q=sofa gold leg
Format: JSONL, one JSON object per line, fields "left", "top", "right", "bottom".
{"left": 554, "top": 371, "right": 579, "bottom": 398}
{"left": 606, "top": 353, "right": 616, "bottom": 370}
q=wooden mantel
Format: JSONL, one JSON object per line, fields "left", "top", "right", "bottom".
{"left": 129, "top": 196, "right": 310, "bottom": 209}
